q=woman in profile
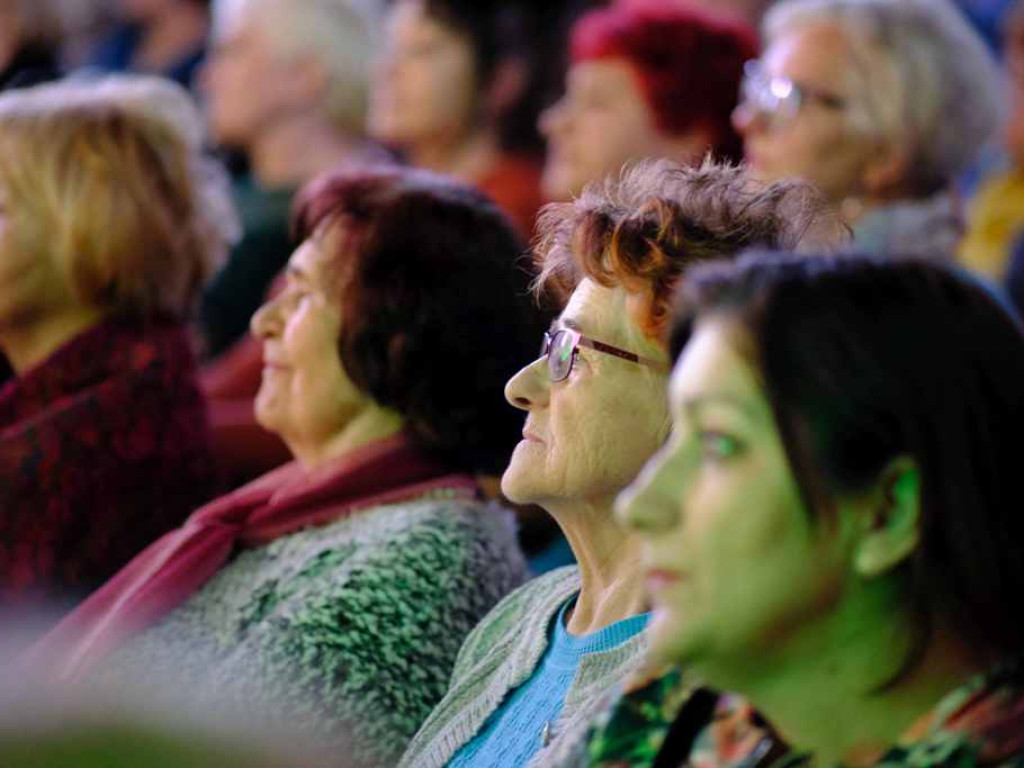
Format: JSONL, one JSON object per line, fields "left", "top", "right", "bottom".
{"left": 605, "top": 254, "right": 1024, "bottom": 767}
{"left": 34, "top": 165, "right": 540, "bottom": 767}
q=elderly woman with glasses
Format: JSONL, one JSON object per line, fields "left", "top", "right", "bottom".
{"left": 396, "top": 158, "right": 844, "bottom": 768}
{"left": 734, "top": 0, "right": 1000, "bottom": 259}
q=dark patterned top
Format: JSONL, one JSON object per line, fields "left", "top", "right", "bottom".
{"left": 586, "top": 661, "right": 1024, "bottom": 768}
{"left": 0, "top": 317, "right": 219, "bottom": 615}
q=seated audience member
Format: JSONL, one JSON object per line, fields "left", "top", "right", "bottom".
{"left": 198, "top": 0, "right": 384, "bottom": 359}
{"left": 735, "top": 0, "right": 1000, "bottom": 258}
{"left": 85, "top": 0, "right": 210, "bottom": 88}
{"left": 539, "top": 1, "right": 756, "bottom": 201}
{"left": 33, "top": 166, "right": 539, "bottom": 767}
{"left": 0, "top": 0, "right": 62, "bottom": 91}
{"left": 397, "top": 159, "right": 844, "bottom": 768}
{"left": 369, "top": 0, "right": 546, "bottom": 237}
{"left": 603, "top": 254, "right": 1024, "bottom": 767}
{"left": 0, "top": 76, "right": 232, "bottom": 618}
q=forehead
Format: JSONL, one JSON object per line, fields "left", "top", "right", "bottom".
{"left": 389, "top": 0, "right": 454, "bottom": 39}
{"left": 765, "top": 21, "right": 855, "bottom": 90}
{"left": 568, "top": 59, "right": 643, "bottom": 95}
{"left": 289, "top": 225, "right": 341, "bottom": 280}
{"left": 669, "top": 317, "right": 766, "bottom": 417}
{"left": 559, "top": 278, "right": 643, "bottom": 349}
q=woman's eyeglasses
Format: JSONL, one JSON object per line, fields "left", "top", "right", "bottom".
{"left": 739, "top": 59, "right": 847, "bottom": 128}
{"left": 540, "top": 328, "right": 669, "bottom": 382}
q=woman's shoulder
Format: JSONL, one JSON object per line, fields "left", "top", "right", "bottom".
{"left": 452, "top": 565, "right": 581, "bottom": 666}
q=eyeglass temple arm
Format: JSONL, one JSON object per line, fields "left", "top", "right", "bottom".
{"left": 579, "top": 337, "right": 670, "bottom": 372}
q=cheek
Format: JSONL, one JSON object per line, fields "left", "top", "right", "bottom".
{"left": 557, "top": 377, "right": 667, "bottom": 490}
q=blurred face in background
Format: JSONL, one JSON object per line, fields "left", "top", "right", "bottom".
{"left": 368, "top": 0, "right": 478, "bottom": 151}
{"left": 200, "top": 2, "right": 306, "bottom": 151}
{"left": 733, "top": 21, "right": 881, "bottom": 204}
{"left": 541, "top": 59, "right": 703, "bottom": 201}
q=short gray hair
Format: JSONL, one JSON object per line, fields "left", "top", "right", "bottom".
{"left": 213, "top": 0, "right": 382, "bottom": 134}
{"left": 765, "top": 0, "right": 1002, "bottom": 196}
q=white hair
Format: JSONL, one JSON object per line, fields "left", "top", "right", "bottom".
{"left": 764, "top": 0, "right": 1003, "bottom": 195}
{"left": 214, "top": 0, "right": 382, "bottom": 133}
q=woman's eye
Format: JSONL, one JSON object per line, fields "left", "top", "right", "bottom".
{"left": 698, "top": 431, "right": 741, "bottom": 462}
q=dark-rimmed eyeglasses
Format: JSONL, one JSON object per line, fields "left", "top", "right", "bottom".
{"left": 540, "top": 328, "right": 669, "bottom": 382}
{"left": 739, "top": 59, "right": 846, "bottom": 128}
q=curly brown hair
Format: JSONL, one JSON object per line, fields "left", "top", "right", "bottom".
{"left": 533, "top": 157, "right": 847, "bottom": 339}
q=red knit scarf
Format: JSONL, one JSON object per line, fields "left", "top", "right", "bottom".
{"left": 30, "top": 433, "right": 477, "bottom": 680}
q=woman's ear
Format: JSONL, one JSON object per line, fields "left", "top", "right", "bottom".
{"left": 861, "top": 141, "right": 911, "bottom": 200}
{"left": 853, "top": 456, "right": 920, "bottom": 578}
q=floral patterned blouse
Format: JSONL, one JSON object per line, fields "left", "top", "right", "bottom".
{"left": 586, "top": 661, "right": 1024, "bottom": 768}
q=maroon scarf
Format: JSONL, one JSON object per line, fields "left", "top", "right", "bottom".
{"left": 30, "top": 433, "right": 477, "bottom": 680}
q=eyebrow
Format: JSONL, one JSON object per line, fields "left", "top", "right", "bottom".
{"left": 679, "top": 393, "right": 762, "bottom": 423}
{"left": 551, "top": 317, "right": 583, "bottom": 334}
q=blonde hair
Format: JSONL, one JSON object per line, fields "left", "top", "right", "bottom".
{"left": 213, "top": 0, "right": 382, "bottom": 133}
{"left": 0, "top": 75, "right": 238, "bottom": 319}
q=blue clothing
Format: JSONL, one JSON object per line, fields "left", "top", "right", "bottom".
{"left": 446, "top": 598, "right": 649, "bottom": 768}
{"left": 87, "top": 24, "right": 205, "bottom": 89}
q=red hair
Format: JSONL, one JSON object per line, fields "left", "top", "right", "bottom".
{"left": 570, "top": 1, "right": 757, "bottom": 163}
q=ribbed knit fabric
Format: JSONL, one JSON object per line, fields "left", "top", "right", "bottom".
{"left": 398, "top": 567, "right": 652, "bottom": 768}
{"left": 448, "top": 598, "right": 649, "bottom": 768}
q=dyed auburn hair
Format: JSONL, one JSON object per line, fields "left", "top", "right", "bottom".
{"left": 0, "top": 75, "right": 237, "bottom": 319}
{"left": 570, "top": 1, "right": 758, "bottom": 163}
{"left": 672, "top": 253, "right": 1024, "bottom": 661}
{"left": 534, "top": 157, "right": 845, "bottom": 340}
{"left": 292, "top": 165, "right": 547, "bottom": 474}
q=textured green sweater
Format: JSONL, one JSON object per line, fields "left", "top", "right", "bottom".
{"left": 95, "top": 497, "right": 527, "bottom": 767}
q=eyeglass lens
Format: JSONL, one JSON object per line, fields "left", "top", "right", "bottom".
{"left": 543, "top": 330, "right": 576, "bottom": 382}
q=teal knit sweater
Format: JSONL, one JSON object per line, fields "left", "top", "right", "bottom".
{"left": 398, "top": 568, "right": 651, "bottom": 768}
{"left": 447, "top": 597, "right": 649, "bottom": 767}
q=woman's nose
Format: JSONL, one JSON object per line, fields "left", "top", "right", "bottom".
{"left": 251, "top": 294, "right": 282, "bottom": 340}
{"left": 504, "top": 356, "right": 550, "bottom": 411}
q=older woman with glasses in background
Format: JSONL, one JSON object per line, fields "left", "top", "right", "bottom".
{"left": 397, "top": 158, "right": 843, "bottom": 768}
{"left": 734, "top": 0, "right": 1001, "bottom": 259}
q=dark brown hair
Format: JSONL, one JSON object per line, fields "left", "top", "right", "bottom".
{"left": 534, "top": 157, "right": 845, "bottom": 340}
{"left": 672, "top": 252, "right": 1024, "bottom": 662}
{"left": 292, "top": 165, "right": 547, "bottom": 474}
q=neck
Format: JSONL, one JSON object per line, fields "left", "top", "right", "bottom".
{"left": 406, "top": 128, "right": 499, "bottom": 181}
{"left": 134, "top": 3, "right": 208, "bottom": 71}
{"left": 719, "top": 609, "right": 980, "bottom": 767}
{"left": 550, "top": 500, "right": 648, "bottom": 635}
{"left": 289, "top": 404, "right": 406, "bottom": 470}
{"left": 251, "top": 118, "right": 371, "bottom": 189}
{"left": 0, "top": 306, "right": 108, "bottom": 374}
